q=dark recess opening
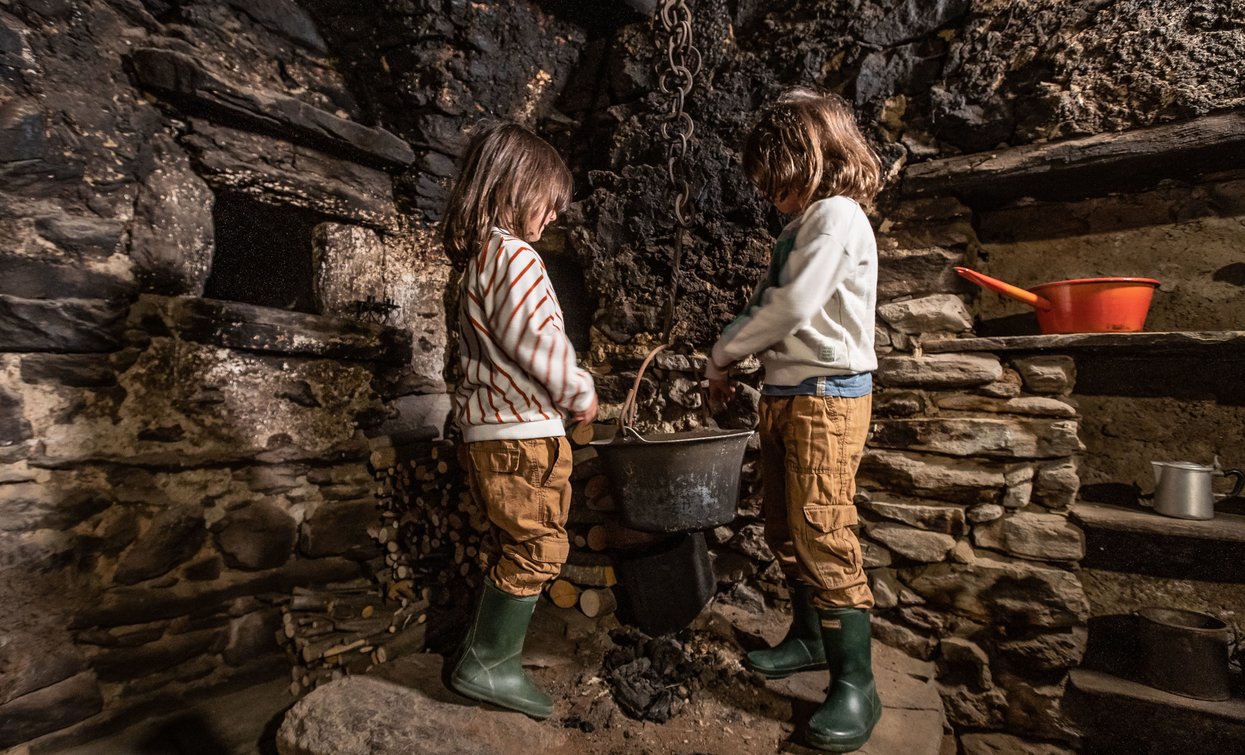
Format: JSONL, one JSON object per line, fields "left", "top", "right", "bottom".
{"left": 542, "top": 253, "right": 593, "bottom": 351}
{"left": 205, "top": 192, "right": 321, "bottom": 313}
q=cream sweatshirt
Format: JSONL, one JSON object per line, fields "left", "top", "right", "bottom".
{"left": 708, "top": 196, "right": 877, "bottom": 384}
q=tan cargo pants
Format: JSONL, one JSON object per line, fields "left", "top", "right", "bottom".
{"left": 465, "top": 436, "right": 572, "bottom": 597}
{"left": 758, "top": 394, "right": 874, "bottom": 610}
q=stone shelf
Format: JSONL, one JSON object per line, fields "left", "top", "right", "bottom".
{"left": 130, "top": 295, "right": 413, "bottom": 365}
{"left": 1072, "top": 501, "right": 1245, "bottom": 582}
{"left": 1072, "top": 501, "right": 1245, "bottom": 544}
{"left": 922, "top": 330, "right": 1245, "bottom": 356}
{"left": 1067, "top": 669, "right": 1245, "bottom": 753}
{"left": 901, "top": 110, "right": 1245, "bottom": 206}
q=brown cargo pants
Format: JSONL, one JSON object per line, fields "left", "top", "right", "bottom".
{"left": 465, "top": 436, "right": 573, "bottom": 597}
{"left": 758, "top": 394, "right": 874, "bottom": 610}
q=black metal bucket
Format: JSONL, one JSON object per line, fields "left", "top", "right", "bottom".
{"left": 1137, "top": 606, "right": 1232, "bottom": 701}
{"left": 591, "top": 428, "right": 753, "bottom": 533}
{"left": 615, "top": 531, "right": 715, "bottom": 636}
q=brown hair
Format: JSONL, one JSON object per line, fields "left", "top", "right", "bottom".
{"left": 742, "top": 88, "right": 882, "bottom": 209}
{"left": 440, "top": 122, "right": 573, "bottom": 267}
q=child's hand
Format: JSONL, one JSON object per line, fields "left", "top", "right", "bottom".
{"left": 707, "top": 377, "right": 735, "bottom": 407}
{"left": 572, "top": 394, "right": 599, "bottom": 426}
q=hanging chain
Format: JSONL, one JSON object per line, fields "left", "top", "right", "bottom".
{"left": 654, "top": 0, "right": 701, "bottom": 341}
{"left": 656, "top": 0, "right": 700, "bottom": 230}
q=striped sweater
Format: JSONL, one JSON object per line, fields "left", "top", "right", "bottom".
{"left": 454, "top": 228, "right": 596, "bottom": 442}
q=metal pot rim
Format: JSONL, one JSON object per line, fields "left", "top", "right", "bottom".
{"left": 1136, "top": 606, "right": 1229, "bottom": 633}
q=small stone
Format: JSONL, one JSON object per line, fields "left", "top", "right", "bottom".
{"left": 996, "top": 627, "right": 1088, "bottom": 672}
{"left": 1033, "top": 459, "right": 1079, "bottom": 509}
{"left": 967, "top": 504, "right": 1004, "bottom": 523}
{"left": 876, "top": 246, "right": 964, "bottom": 300}
{"left": 868, "top": 523, "right": 956, "bottom": 563}
{"left": 950, "top": 539, "right": 976, "bottom": 564}
{"left": 1012, "top": 356, "right": 1076, "bottom": 395}
{"left": 871, "top": 571, "right": 899, "bottom": 609}
{"left": 860, "top": 536, "right": 893, "bottom": 568}
{"left": 114, "top": 505, "right": 207, "bottom": 585}
{"left": 861, "top": 496, "right": 966, "bottom": 536}
{"left": 977, "top": 368, "right": 1022, "bottom": 398}
{"left": 877, "top": 294, "right": 973, "bottom": 334}
{"left": 871, "top": 614, "right": 936, "bottom": 659}
{"left": 213, "top": 502, "right": 296, "bottom": 570}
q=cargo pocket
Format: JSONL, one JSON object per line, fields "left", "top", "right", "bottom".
{"left": 803, "top": 503, "right": 859, "bottom": 532}
{"left": 526, "top": 532, "right": 570, "bottom": 566}
{"left": 801, "top": 503, "right": 863, "bottom": 584}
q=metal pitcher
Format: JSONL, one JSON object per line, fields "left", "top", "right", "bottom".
{"left": 1148, "top": 461, "right": 1245, "bottom": 520}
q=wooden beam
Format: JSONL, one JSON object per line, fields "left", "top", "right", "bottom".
{"left": 902, "top": 111, "right": 1245, "bottom": 206}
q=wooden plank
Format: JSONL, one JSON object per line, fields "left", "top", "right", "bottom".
{"left": 902, "top": 111, "right": 1245, "bottom": 205}
{"left": 1071, "top": 502, "right": 1245, "bottom": 545}
{"left": 922, "top": 331, "right": 1245, "bottom": 355}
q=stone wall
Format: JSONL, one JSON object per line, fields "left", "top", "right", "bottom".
{"left": 0, "top": 1, "right": 432, "bottom": 749}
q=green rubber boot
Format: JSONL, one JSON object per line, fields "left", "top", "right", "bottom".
{"left": 448, "top": 579, "right": 553, "bottom": 719}
{"left": 807, "top": 607, "right": 882, "bottom": 752}
{"left": 744, "top": 582, "right": 828, "bottom": 678}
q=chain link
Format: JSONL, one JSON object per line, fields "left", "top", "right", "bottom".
{"left": 654, "top": 0, "right": 700, "bottom": 341}
{"left": 655, "top": 0, "right": 701, "bottom": 230}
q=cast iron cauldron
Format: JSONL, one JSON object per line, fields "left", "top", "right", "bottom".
{"left": 592, "top": 427, "right": 752, "bottom": 533}
{"left": 591, "top": 344, "right": 753, "bottom": 533}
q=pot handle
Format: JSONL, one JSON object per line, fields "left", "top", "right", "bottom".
{"left": 616, "top": 344, "right": 667, "bottom": 441}
{"left": 954, "top": 266, "right": 1053, "bottom": 311}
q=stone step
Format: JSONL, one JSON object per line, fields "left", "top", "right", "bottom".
{"left": 1067, "top": 669, "right": 1245, "bottom": 755}
{"left": 1072, "top": 501, "right": 1245, "bottom": 581}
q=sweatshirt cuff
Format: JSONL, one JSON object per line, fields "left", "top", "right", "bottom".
{"left": 704, "top": 352, "right": 730, "bottom": 381}
{"left": 567, "top": 373, "right": 596, "bottom": 412}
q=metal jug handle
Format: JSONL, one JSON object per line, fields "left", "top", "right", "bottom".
{"left": 1221, "top": 469, "right": 1245, "bottom": 499}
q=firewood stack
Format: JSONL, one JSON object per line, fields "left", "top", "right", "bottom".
{"left": 280, "top": 580, "right": 429, "bottom": 695}
{"left": 367, "top": 433, "right": 485, "bottom": 608}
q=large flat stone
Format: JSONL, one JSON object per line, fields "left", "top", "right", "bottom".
{"left": 0, "top": 295, "right": 127, "bottom": 352}
{"left": 180, "top": 120, "right": 399, "bottom": 228}
{"left": 276, "top": 674, "right": 573, "bottom": 755}
{"left": 973, "top": 511, "right": 1086, "bottom": 562}
{"left": 130, "top": 294, "right": 412, "bottom": 364}
{"left": 870, "top": 417, "right": 1082, "bottom": 459}
{"left": 877, "top": 353, "right": 1003, "bottom": 388}
{"left": 902, "top": 556, "right": 1089, "bottom": 627}
{"left": 128, "top": 48, "right": 413, "bottom": 169}
{"left": 859, "top": 449, "right": 1007, "bottom": 504}
{"left": 0, "top": 671, "right": 102, "bottom": 748}
{"left": 867, "top": 522, "right": 957, "bottom": 562}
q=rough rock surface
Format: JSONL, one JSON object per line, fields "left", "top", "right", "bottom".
{"left": 277, "top": 675, "right": 571, "bottom": 755}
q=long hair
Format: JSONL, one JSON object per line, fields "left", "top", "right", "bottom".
{"left": 440, "top": 122, "right": 573, "bottom": 267}
{"left": 742, "top": 88, "right": 882, "bottom": 209}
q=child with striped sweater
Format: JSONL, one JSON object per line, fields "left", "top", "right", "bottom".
{"left": 440, "top": 122, "right": 597, "bottom": 719}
